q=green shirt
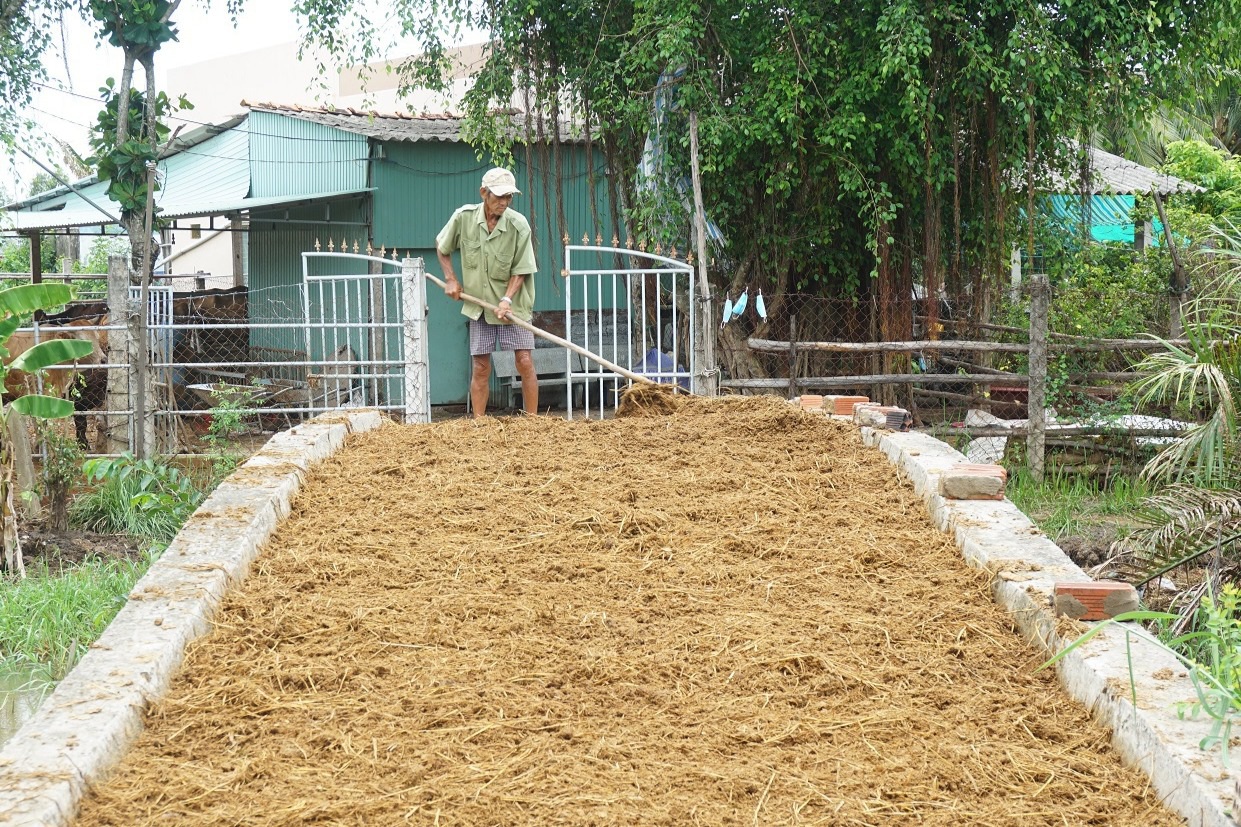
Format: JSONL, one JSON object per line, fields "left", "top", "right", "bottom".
{"left": 435, "top": 203, "right": 537, "bottom": 324}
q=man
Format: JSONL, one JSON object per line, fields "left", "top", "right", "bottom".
{"left": 436, "top": 167, "right": 539, "bottom": 418}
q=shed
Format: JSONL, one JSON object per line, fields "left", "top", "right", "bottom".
{"left": 1044, "top": 145, "right": 1205, "bottom": 246}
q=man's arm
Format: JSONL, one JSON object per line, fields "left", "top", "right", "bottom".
{"left": 437, "top": 249, "right": 462, "bottom": 300}
{"left": 496, "top": 273, "right": 528, "bottom": 321}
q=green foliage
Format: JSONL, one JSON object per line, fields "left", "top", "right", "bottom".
{"left": 88, "top": 0, "right": 180, "bottom": 52}
{"left": 296, "top": 0, "right": 1241, "bottom": 302}
{"left": 71, "top": 453, "right": 204, "bottom": 543}
{"left": 1162, "top": 141, "right": 1241, "bottom": 238}
{"left": 86, "top": 81, "right": 175, "bottom": 213}
{"left": 0, "top": 283, "right": 92, "bottom": 422}
{"left": 0, "top": 553, "right": 154, "bottom": 682}
{"left": 0, "top": 236, "right": 59, "bottom": 277}
{"left": 1005, "top": 468, "right": 1150, "bottom": 540}
{"left": 77, "top": 237, "right": 129, "bottom": 275}
{"left": 1177, "top": 586, "right": 1241, "bottom": 700}
{"left": 1039, "top": 608, "right": 1241, "bottom": 764}
{"left": 1129, "top": 226, "right": 1241, "bottom": 485}
{"left": 1162, "top": 587, "right": 1241, "bottom": 763}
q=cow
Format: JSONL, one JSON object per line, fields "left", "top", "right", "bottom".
{"left": 3, "top": 317, "right": 110, "bottom": 450}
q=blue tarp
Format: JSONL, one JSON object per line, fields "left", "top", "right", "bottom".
{"left": 1045, "top": 194, "right": 1164, "bottom": 244}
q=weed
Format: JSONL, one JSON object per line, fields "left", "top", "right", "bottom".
{"left": 0, "top": 552, "right": 154, "bottom": 683}
{"left": 70, "top": 453, "right": 204, "bottom": 544}
{"left": 203, "top": 383, "right": 260, "bottom": 480}
{"left": 35, "top": 425, "right": 83, "bottom": 533}
{"left": 1006, "top": 468, "right": 1151, "bottom": 540}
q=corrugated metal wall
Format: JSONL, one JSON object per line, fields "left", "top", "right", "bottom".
{"left": 248, "top": 111, "right": 369, "bottom": 198}
{"left": 371, "top": 141, "right": 613, "bottom": 288}
{"left": 243, "top": 112, "right": 619, "bottom": 406}
{"left": 370, "top": 140, "right": 615, "bottom": 404}
{"left": 247, "top": 197, "right": 370, "bottom": 356}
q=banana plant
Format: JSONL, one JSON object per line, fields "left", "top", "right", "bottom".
{"left": 0, "top": 283, "right": 95, "bottom": 577}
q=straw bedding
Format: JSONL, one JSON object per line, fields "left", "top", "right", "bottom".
{"left": 77, "top": 393, "right": 1181, "bottom": 826}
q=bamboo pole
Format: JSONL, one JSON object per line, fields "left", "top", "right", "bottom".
{"left": 747, "top": 336, "right": 1181, "bottom": 354}
{"left": 423, "top": 271, "right": 658, "bottom": 387}
{"left": 926, "top": 425, "right": 1187, "bottom": 438}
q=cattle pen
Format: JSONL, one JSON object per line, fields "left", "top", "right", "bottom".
{"left": 1, "top": 393, "right": 1233, "bottom": 826}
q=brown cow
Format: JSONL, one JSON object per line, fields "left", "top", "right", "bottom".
{"left": 3, "top": 317, "right": 110, "bottom": 449}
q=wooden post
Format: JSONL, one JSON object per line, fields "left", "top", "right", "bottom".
{"left": 1153, "top": 192, "right": 1186, "bottom": 337}
{"left": 787, "top": 313, "right": 798, "bottom": 399}
{"left": 27, "top": 232, "right": 42, "bottom": 284}
{"left": 230, "top": 215, "right": 245, "bottom": 288}
{"left": 1027, "top": 274, "right": 1049, "bottom": 482}
{"left": 688, "top": 112, "right": 717, "bottom": 396}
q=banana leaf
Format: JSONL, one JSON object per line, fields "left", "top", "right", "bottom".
{"left": 0, "top": 283, "right": 74, "bottom": 318}
{"left": 9, "top": 338, "right": 95, "bottom": 373}
{"left": 9, "top": 393, "right": 75, "bottom": 419}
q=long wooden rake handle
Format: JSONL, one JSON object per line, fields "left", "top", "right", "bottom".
{"left": 423, "top": 271, "right": 657, "bottom": 386}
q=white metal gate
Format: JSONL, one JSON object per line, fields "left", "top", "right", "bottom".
{"left": 300, "top": 252, "right": 429, "bottom": 423}
{"left": 564, "top": 245, "right": 697, "bottom": 419}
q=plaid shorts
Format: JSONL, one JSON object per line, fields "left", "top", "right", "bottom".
{"left": 469, "top": 317, "right": 535, "bottom": 355}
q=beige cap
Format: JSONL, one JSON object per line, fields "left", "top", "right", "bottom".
{"left": 481, "top": 167, "right": 521, "bottom": 196}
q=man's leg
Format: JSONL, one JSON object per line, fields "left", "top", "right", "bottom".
{"left": 514, "top": 348, "right": 538, "bottom": 415}
{"left": 470, "top": 353, "right": 492, "bottom": 419}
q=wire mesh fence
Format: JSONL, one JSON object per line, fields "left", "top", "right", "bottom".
{"left": 716, "top": 282, "right": 1178, "bottom": 428}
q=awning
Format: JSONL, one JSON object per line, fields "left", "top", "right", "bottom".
{"left": 4, "top": 126, "right": 370, "bottom": 231}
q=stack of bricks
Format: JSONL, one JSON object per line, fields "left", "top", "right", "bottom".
{"left": 828, "top": 395, "right": 869, "bottom": 417}
{"left": 798, "top": 394, "right": 824, "bottom": 413}
{"left": 938, "top": 462, "right": 1007, "bottom": 500}
{"left": 852, "top": 402, "right": 912, "bottom": 432}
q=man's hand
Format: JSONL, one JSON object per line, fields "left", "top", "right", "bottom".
{"left": 496, "top": 296, "right": 513, "bottom": 322}
{"left": 443, "top": 274, "right": 462, "bottom": 300}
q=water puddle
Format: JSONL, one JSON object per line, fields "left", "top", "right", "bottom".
{"left": 0, "top": 667, "right": 52, "bottom": 746}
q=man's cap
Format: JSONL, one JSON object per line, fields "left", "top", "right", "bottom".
{"left": 481, "top": 167, "right": 521, "bottom": 196}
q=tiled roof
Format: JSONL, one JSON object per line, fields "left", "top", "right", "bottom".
{"left": 242, "top": 101, "right": 582, "bottom": 143}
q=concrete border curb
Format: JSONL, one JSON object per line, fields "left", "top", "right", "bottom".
{"left": 862, "top": 425, "right": 1234, "bottom": 827}
{"left": 0, "top": 410, "right": 385, "bottom": 827}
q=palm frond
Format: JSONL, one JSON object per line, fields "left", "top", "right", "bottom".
{"left": 1115, "top": 485, "right": 1241, "bottom": 586}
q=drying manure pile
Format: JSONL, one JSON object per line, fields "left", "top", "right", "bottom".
{"left": 78, "top": 393, "right": 1179, "bottom": 826}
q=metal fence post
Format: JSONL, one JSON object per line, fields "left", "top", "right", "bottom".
{"left": 1027, "top": 274, "right": 1049, "bottom": 482}
{"left": 401, "top": 257, "right": 430, "bottom": 424}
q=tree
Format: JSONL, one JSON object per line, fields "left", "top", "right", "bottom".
{"left": 84, "top": 0, "right": 183, "bottom": 276}
{"left": 296, "top": 0, "right": 1241, "bottom": 384}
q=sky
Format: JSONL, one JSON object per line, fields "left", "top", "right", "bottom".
{"left": 6, "top": 0, "right": 426, "bottom": 201}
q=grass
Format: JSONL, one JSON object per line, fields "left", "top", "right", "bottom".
{"left": 0, "top": 552, "right": 157, "bottom": 685}
{"left": 1005, "top": 468, "right": 1151, "bottom": 539}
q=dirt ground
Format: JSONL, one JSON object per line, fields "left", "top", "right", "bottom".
{"left": 18, "top": 521, "right": 142, "bottom": 572}
{"left": 77, "top": 393, "right": 1181, "bottom": 826}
